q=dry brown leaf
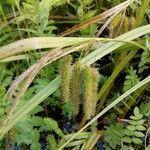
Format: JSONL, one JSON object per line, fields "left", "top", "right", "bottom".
{"left": 58, "top": 0, "right": 133, "bottom": 37}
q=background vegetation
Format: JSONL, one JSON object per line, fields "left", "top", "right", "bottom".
{"left": 0, "top": 0, "right": 150, "bottom": 150}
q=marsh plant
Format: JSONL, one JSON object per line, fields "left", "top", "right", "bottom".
{"left": 0, "top": 0, "right": 150, "bottom": 149}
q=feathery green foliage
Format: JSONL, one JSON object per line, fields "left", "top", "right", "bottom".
{"left": 138, "top": 49, "right": 150, "bottom": 73}
{"left": 123, "top": 67, "right": 140, "bottom": 92}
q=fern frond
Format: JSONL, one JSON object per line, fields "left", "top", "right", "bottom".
{"left": 123, "top": 67, "right": 140, "bottom": 92}
{"left": 138, "top": 50, "right": 150, "bottom": 73}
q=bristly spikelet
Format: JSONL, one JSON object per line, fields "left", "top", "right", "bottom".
{"left": 129, "top": 16, "right": 135, "bottom": 30}
{"left": 91, "top": 68, "right": 99, "bottom": 117}
{"left": 122, "top": 16, "right": 129, "bottom": 33}
{"left": 70, "top": 62, "right": 81, "bottom": 115}
{"left": 60, "top": 55, "right": 72, "bottom": 102}
{"left": 84, "top": 66, "right": 92, "bottom": 120}
{"left": 83, "top": 66, "right": 99, "bottom": 120}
